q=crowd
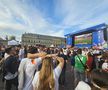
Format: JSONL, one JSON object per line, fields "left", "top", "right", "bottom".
{"left": 0, "top": 45, "right": 108, "bottom": 90}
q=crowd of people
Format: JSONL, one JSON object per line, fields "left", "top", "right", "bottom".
{"left": 0, "top": 45, "right": 108, "bottom": 90}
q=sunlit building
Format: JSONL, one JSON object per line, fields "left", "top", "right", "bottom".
{"left": 22, "top": 33, "right": 65, "bottom": 47}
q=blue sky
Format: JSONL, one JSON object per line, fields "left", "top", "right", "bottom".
{"left": 0, "top": 0, "right": 108, "bottom": 40}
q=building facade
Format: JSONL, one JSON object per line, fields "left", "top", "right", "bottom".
{"left": 0, "top": 37, "right": 8, "bottom": 45}
{"left": 22, "top": 33, "right": 65, "bottom": 47}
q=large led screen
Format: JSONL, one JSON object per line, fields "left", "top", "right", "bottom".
{"left": 74, "top": 33, "right": 92, "bottom": 45}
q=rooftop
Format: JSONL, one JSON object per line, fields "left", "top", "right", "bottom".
{"left": 65, "top": 23, "right": 107, "bottom": 36}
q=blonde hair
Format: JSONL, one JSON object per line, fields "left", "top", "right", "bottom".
{"left": 37, "top": 57, "right": 55, "bottom": 90}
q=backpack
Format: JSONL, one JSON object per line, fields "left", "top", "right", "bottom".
{"left": 2, "top": 57, "right": 10, "bottom": 82}
{"left": 2, "top": 56, "right": 19, "bottom": 82}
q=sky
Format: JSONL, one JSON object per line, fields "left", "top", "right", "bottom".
{"left": 0, "top": 0, "right": 108, "bottom": 40}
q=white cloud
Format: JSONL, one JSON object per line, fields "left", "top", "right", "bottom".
{"left": 0, "top": 0, "right": 65, "bottom": 40}
{"left": 55, "top": 0, "right": 108, "bottom": 30}
{"left": 1, "top": 0, "right": 108, "bottom": 41}
{"left": 44, "top": 29, "right": 64, "bottom": 37}
{"left": 0, "top": 22, "right": 27, "bottom": 31}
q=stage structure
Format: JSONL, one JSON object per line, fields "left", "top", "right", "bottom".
{"left": 65, "top": 23, "right": 108, "bottom": 48}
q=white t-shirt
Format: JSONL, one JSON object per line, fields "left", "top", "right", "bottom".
{"left": 23, "top": 58, "right": 42, "bottom": 90}
{"left": 19, "top": 49, "right": 24, "bottom": 61}
{"left": 4, "top": 53, "right": 10, "bottom": 59}
{"left": 82, "top": 51, "right": 88, "bottom": 56}
{"left": 32, "top": 65, "right": 62, "bottom": 90}
{"left": 102, "top": 63, "right": 108, "bottom": 71}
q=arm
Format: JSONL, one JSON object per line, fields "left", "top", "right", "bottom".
{"left": 46, "top": 54, "right": 57, "bottom": 57}
{"left": 56, "top": 57, "right": 64, "bottom": 69}
{"left": 53, "top": 57, "right": 64, "bottom": 78}
{"left": 27, "top": 52, "right": 47, "bottom": 59}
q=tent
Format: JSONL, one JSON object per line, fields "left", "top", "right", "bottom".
{"left": 8, "top": 40, "right": 19, "bottom": 45}
{"left": 50, "top": 44, "right": 54, "bottom": 47}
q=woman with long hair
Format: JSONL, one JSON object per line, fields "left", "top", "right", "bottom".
{"left": 32, "top": 56, "right": 64, "bottom": 90}
{"left": 18, "top": 46, "right": 46, "bottom": 90}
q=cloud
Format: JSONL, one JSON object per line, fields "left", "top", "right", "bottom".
{"left": 0, "top": 0, "right": 108, "bottom": 41}
{"left": 55, "top": 0, "right": 108, "bottom": 31}
{"left": 44, "top": 29, "right": 64, "bottom": 37}
{"left": 0, "top": 22, "right": 27, "bottom": 31}
{"left": 0, "top": 0, "right": 65, "bottom": 40}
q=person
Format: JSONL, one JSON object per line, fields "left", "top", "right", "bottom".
{"left": 32, "top": 55, "right": 64, "bottom": 90}
{"left": 18, "top": 46, "right": 46, "bottom": 90}
{"left": 70, "top": 51, "right": 76, "bottom": 71}
{"left": 4, "top": 47, "right": 11, "bottom": 60}
{"left": 91, "top": 69, "right": 108, "bottom": 90}
{"left": 82, "top": 48, "right": 88, "bottom": 56}
{"left": 46, "top": 48, "right": 51, "bottom": 54}
{"left": 18, "top": 45, "right": 25, "bottom": 61}
{"left": 74, "top": 48, "right": 87, "bottom": 87}
{"left": 102, "top": 62, "right": 108, "bottom": 72}
{"left": 75, "top": 54, "right": 108, "bottom": 90}
{"left": 75, "top": 69, "right": 108, "bottom": 90}
{"left": 3, "top": 47, "right": 19, "bottom": 90}
{"left": 86, "top": 52, "right": 96, "bottom": 83}
{"left": 58, "top": 48, "right": 68, "bottom": 86}
{"left": 87, "top": 52, "right": 96, "bottom": 71}
{"left": 24, "top": 45, "right": 27, "bottom": 58}
{"left": 0, "top": 46, "right": 5, "bottom": 60}
{"left": 101, "top": 51, "right": 108, "bottom": 72}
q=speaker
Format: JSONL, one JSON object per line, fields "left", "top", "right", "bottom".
{"left": 103, "top": 28, "right": 108, "bottom": 41}
{"left": 72, "top": 36, "right": 74, "bottom": 46}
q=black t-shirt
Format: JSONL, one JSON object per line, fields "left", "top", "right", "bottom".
{"left": 58, "top": 54, "right": 68, "bottom": 69}
{"left": 4, "top": 55, "right": 19, "bottom": 74}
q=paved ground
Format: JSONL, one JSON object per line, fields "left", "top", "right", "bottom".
{"left": 0, "top": 74, "right": 5, "bottom": 90}
{"left": 0, "top": 62, "right": 74, "bottom": 90}
{"left": 59, "top": 62, "right": 74, "bottom": 90}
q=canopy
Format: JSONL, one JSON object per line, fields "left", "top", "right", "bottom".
{"left": 50, "top": 44, "right": 54, "bottom": 47}
{"left": 8, "top": 40, "right": 19, "bottom": 45}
